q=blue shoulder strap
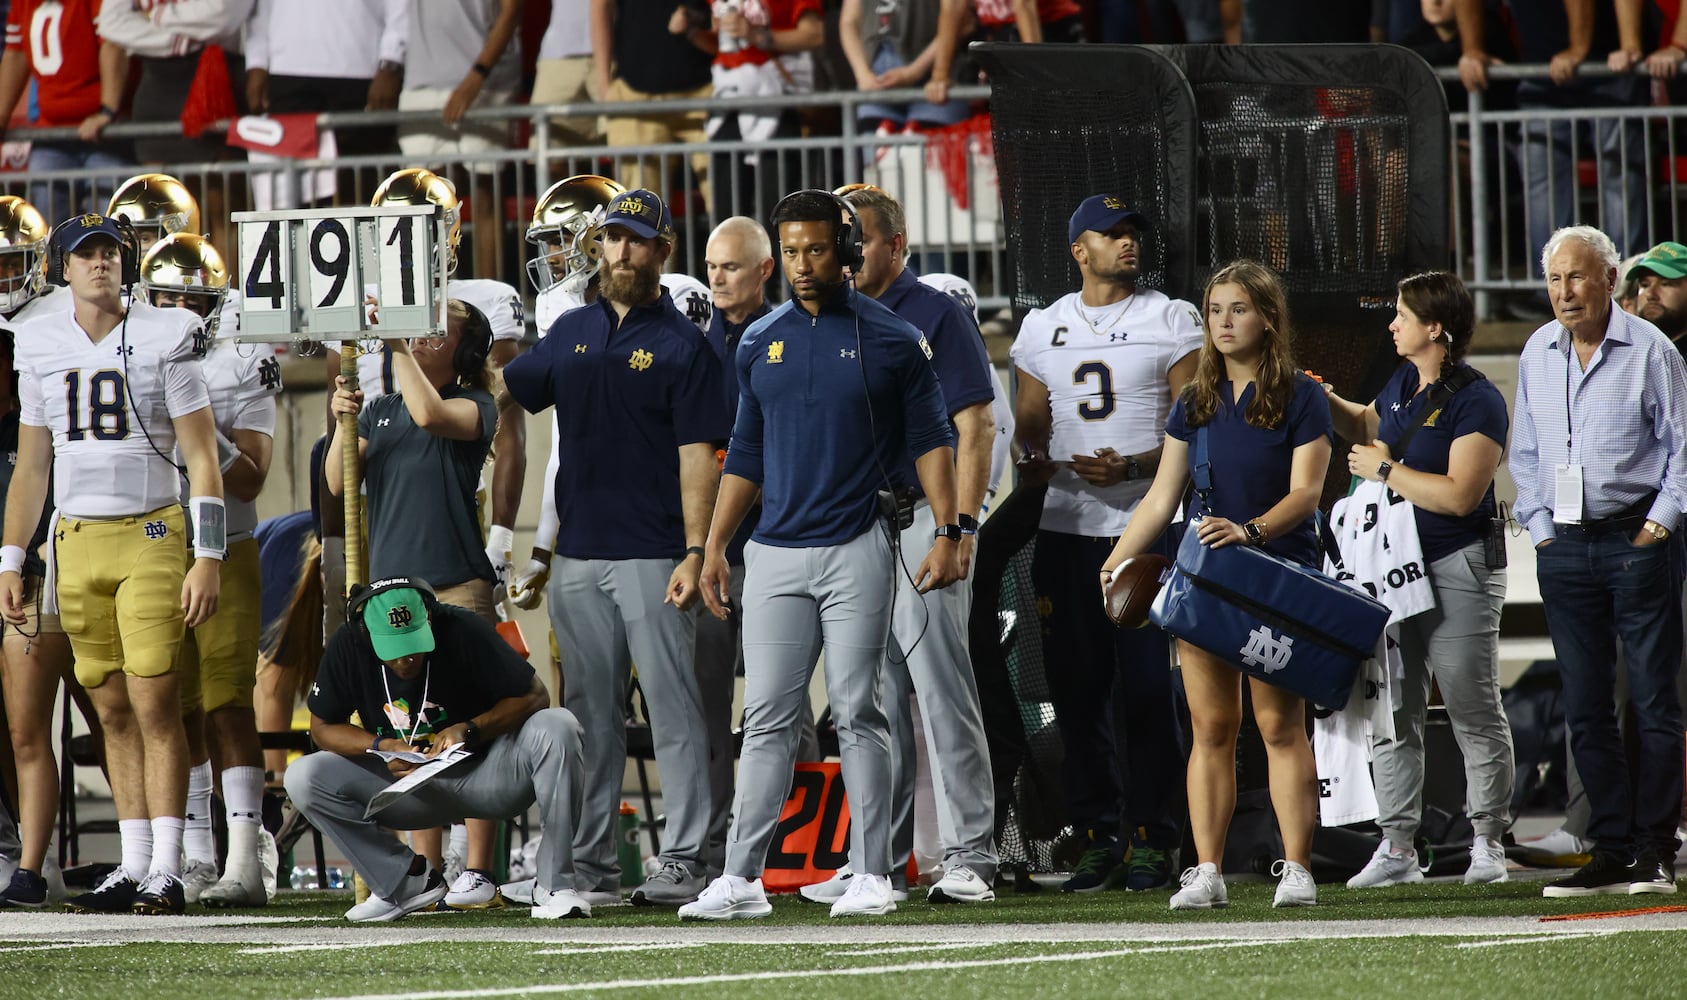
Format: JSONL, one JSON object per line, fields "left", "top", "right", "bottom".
{"left": 1193, "top": 424, "right": 1213, "bottom": 514}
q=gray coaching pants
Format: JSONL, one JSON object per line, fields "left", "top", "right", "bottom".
{"left": 284, "top": 709, "right": 585, "bottom": 899}
{"left": 691, "top": 567, "right": 745, "bottom": 878}
{"left": 1372, "top": 541, "right": 1515, "bottom": 844}
{"left": 725, "top": 528, "right": 897, "bottom": 878}
{"left": 548, "top": 555, "right": 711, "bottom": 891}
{"left": 884, "top": 503, "right": 998, "bottom": 880}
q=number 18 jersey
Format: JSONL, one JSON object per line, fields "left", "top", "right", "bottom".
{"left": 1010, "top": 288, "right": 1202, "bottom": 536}
{"left": 16, "top": 301, "right": 211, "bottom": 518}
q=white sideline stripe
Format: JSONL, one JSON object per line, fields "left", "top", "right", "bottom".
{"left": 308, "top": 941, "right": 1275, "bottom": 1000}
{"left": 836, "top": 940, "right": 1254, "bottom": 958}
{"left": 0, "top": 942, "right": 123, "bottom": 953}
{"left": 530, "top": 943, "right": 708, "bottom": 956}
{"left": 241, "top": 943, "right": 418, "bottom": 956}
{"left": 1454, "top": 932, "right": 1609, "bottom": 949}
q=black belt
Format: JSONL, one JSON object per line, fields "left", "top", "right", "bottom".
{"left": 1555, "top": 494, "right": 1656, "bottom": 537}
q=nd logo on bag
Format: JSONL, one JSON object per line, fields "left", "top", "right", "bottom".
{"left": 1240, "top": 625, "right": 1294, "bottom": 674}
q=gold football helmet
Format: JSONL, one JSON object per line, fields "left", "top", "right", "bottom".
{"left": 0, "top": 195, "right": 48, "bottom": 313}
{"left": 526, "top": 174, "right": 625, "bottom": 293}
{"left": 108, "top": 173, "right": 201, "bottom": 250}
{"left": 140, "top": 233, "right": 230, "bottom": 338}
{"left": 372, "top": 167, "right": 463, "bottom": 274}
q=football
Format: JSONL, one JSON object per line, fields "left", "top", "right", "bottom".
{"left": 1104, "top": 553, "right": 1171, "bottom": 628}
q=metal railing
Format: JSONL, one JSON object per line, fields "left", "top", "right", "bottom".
{"left": 1, "top": 85, "right": 1004, "bottom": 319}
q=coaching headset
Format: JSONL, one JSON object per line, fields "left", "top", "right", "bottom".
{"left": 770, "top": 189, "right": 863, "bottom": 273}
{"left": 451, "top": 299, "right": 494, "bottom": 383}
{"left": 44, "top": 214, "right": 142, "bottom": 287}
{"left": 346, "top": 576, "right": 440, "bottom": 644}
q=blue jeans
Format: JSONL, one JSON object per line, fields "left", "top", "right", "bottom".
{"left": 1515, "top": 76, "right": 1650, "bottom": 269}
{"left": 26, "top": 142, "right": 129, "bottom": 221}
{"left": 1031, "top": 528, "right": 1184, "bottom": 848}
{"left": 1536, "top": 529, "right": 1685, "bottom": 857}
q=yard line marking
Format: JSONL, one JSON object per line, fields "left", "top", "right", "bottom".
{"left": 530, "top": 944, "right": 708, "bottom": 956}
{"left": 1541, "top": 905, "right": 1687, "bottom": 922}
{"left": 308, "top": 941, "right": 1278, "bottom": 1000}
{"left": 836, "top": 940, "right": 1258, "bottom": 958}
{"left": 241, "top": 943, "right": 417, "bottom": 956}
{"left": 1454, "top": 932, "right": 1609, "bottom": 949}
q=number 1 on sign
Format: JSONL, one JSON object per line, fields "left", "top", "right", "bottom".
{"left": 384, "top": 215, "right": 415, "bottom": 306}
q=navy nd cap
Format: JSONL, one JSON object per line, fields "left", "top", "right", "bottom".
{"left": 52, "top": 212, "right": 128, "bottom": 252}
{"left": 603, "top": 189, "right": 674, "bottom": 242}
{"left": 1068, "top": 195, "right": 1149, "bottom": 244}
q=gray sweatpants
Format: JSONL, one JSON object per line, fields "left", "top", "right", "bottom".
{"left": 691, "top": 567, "right": 745, "bottom": 879}
{"left": 547, "top": 556, "right": 711, "bottom": 892}
{"left": 1373, "top": 541, "right": 1515, "bottom": 843}
{"left": 884, "top": 503, "right": 998, "bottom": 881}
{"left": 725, "top": 529, "right": 897, "bottom": 878}
{"left": 284, "top": 709, "right": 584, "bottom": 898}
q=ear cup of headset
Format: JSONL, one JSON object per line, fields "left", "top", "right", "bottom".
{"left": 44, "top": 220, "right": 142, "bottom": 287}
{"left": 345, "top": 577, "right": 439, "bottom": 643}
{"left": 770, "top": 190, "right": 863, "bottom": 273}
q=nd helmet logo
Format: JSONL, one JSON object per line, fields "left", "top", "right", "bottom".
{"left": 387, "top": 605, "right": 413, "bottom": 629}
{"left": 628, "top": 348, "right": 655, "bottom": 371}
{"left": 768, "top": 341, "right": 785, "bottom": 364}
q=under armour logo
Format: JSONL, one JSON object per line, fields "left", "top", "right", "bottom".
{"left": 311, "top": 683, "right": 320, "bottom": 697}
{"left": 377, "top": 418, "right": 391, "bottom": 427}
{"left": 1108, "top": 332, "right": 1128, "bottom": 343}
{"left": 115, "top": 344, "right": 134, "bottom": 357}
{"left": 387, "top": 605, "right": 413, "bottom": 629}
{"left": 840, "top": 349, "right": 857, "bottom": 359}
{"left": 258, "top": 357, "right": 282, "bottom": 390}
{"left": 1239, "top": 625, "right": 1294, "bottom": 673}
{"left": 143, "top": 520, "right": 168, "bottom": 540}
{"left": 575, "top": 344, "right": 587, "bottom": 354}
{"left": 628, "top": 348, "right": 655, "bottom": 371}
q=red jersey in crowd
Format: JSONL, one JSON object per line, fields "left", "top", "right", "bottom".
{"left": 713, "top": 0, "right": 821, "bottom": 70}
{"left": 5, "top": 0, "right": 104, "bottom": 126}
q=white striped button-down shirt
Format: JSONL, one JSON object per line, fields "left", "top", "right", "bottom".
{"left": 1510, "top": 304, "right": 1687, "bottom": 543}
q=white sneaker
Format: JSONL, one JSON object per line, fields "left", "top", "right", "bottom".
{"left": 200, "top": 867, "right": 268, "bottom": 908}
{"left": 580, "top": 888, "right": 629, "bottom": 908}
{"left": 1464, "top": 835, "right": 1509, "bottom": 884}
{"left": 798, "top": 865, "right": 853, "bottom": 904}
{"left": 180, "top": 859, "right": 220, "bottom": 903}
{"left": 258, "top": 829, "right": 279, "bottom": 902}
{"left": 928, "top": 865, "right": 995, "bottom": 904}
{"left": 502, "top": 877, "right": 536, "bottom": 905}
{"left": 678, "top": 875, "right": 772, "bottom": 921}
{"left": 1272, "top": 860, "right": 1317, "bottom": 907}
{"left": 531, "top": 885, "right": 591, "bottom": 919}
{"left": 1521, "top": 827, "right": 1592, "bottom": 867}
{"left": 344, "top": 869, "right": 447, "bottom": 922}
{"left": 830, "top": 872, "right": 896, "bottom": 917}
{"left": 445, "top": 869, "right": 504, "bottom": 909}
{"left": 442, "top": 845, "right": 466, "bottom": 887}
{"left": 1347, "top": 840, "right": 1424, "bottom": 889}
{"left": 1169, "top": 863, "right": 1228, "bottom": 910}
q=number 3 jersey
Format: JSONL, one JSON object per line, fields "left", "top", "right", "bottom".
{"left": 15, "top": 301, "right": 211, "bottom": 518}
{"left": 1010, "top": 288, "right": 1203, "bottom": 536}
{"left": 187, "top": 338, "right": 282, "bottom": 541}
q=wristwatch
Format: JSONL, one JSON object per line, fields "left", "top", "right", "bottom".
{"left": 1644, "top": 520, "right": 1671, "bottom": 541}
{"left": 1124, "top": 454, "right": 1142, "bottom": 482}
{"left": 958, "top": 513, "right": 980, "bottom": 536}
{"left": 1244, "top": 519, "right": 1267, "bottom": 545}
{"left": 462, "top": 721, "right": 482, "bottom": 751}
{"left": 934, "top": 524, "right": 963, "bottom": 542}
{"left": 1377, "top": 460, "right": 1393, "bottom": 482}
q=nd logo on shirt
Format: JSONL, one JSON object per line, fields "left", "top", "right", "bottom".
{"left": 628, "top": 348, "right": 655, "bottom": 372}
{"left": 767, "top": 341, "right": 784, "bottom": 364}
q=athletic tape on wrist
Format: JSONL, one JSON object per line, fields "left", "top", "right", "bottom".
{"left": 0, "top": 545, "right": 24, "bottom": 575}
{"left": 189, "top": 497, "right": 227, "bottom": 559}
{"left": 486, "top": 524, "right": 514, "bottom": 560}
{"left": 215, "top": 428, "right": 241, "bottom": 473}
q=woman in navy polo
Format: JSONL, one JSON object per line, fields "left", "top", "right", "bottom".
{"left": 1325, "top": 271, "right": 1513, "bottom": 891}
{"left": 1099, "top": 259, "right": 1332, "bottom": 911}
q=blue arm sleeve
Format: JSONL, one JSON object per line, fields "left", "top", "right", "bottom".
{"left": 721, "top": 336, "right": 766, "bottom": 484}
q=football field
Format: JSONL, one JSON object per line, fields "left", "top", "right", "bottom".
{"left": 5, "top": 878, "right": 1684, "bottom": 999}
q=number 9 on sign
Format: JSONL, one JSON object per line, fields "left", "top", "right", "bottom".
{"left": 304, "top": 218, "right": 362, "bottom": 333}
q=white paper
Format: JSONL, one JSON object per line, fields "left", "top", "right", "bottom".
{"left": 1554, "top": 463, "right": 1584, "bottom": 525}
{"left": 363, "top": 745, "right": 473, "bottom": 817}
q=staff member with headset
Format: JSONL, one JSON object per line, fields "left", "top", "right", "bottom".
{"left": 325, "top": 298, "right": 503, "bottom": 909}
{"left": 3, "top": 214, "right": 224, "bottom": 916}
{"left": 681, "top": 189, "right": 961, "bottom": 922}
{"left": 285, "top": 577, "right": 590, "bottom": 922}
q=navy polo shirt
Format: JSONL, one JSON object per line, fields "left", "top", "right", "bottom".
{"left": 503, "top": 290, "right": 731, "bottom": 560}
{"left": 1166, "top": 373, "right": 1333, "bottom": 567}
{"left": 874, "top": 269, "right": 995, "bottom": 494}
{"left": 1375, "top": 362, "right": 1508, "bottom": 562}
{"left": 705, "top": 301, "right": 771, "bottom": 565}
{"left": 725, "top": 288, "right": 954, "bottom": 548}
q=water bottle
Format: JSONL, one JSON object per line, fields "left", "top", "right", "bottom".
{"left": 618, "top": 801, "right": 642, "bottom": 887}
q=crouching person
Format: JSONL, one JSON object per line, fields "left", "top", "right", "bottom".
{"left": 285, "top": 577, "right": 588, "bottom": 921}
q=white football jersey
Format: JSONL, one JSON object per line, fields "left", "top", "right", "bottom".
{"left": 1009, "top": 288, "right": 1203, "bottom": 535}
{"left": 916, "top": 273, "right": 1015, "bottom": 499}
{"left": 16, "top": 302, "right": 211, "bottom": 518}
{"left": 534, "top": 272, "right": 712, "bottom": 338}
{"left": 186, "top": 339, "right": 281, "bottom": 540}
{"left": 1, "top": 284, "right": 66, "bottom": 331}
{"left": 343, "top": 277, "right": 525, "bottom": 402}
{"left": 919, "top": 271, "right": 980, "bottom": 323}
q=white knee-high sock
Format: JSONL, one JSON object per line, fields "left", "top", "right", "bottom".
{"left": 118, "top": 819, "right": 153, "bottom": 882}
{"left": 184, "top": 760, "right": 215, "bottom": 865}
{"left": 149, "top": 817, "right": 184, "bottom": 878}
{"left": 222, "top": 766, "right": 266, "bottom": 877}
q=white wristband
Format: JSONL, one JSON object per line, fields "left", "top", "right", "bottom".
{"left": 189, "top": 496, "right": 227, "bottom": 560}
{"left": 215, "top": 427, "right": 241, "bottom": 474}
{"left": 486, "top": 524, "right": 514, "bottom": 559}
{"left": 0, "top": 545, "right": 24, "bottom": 575}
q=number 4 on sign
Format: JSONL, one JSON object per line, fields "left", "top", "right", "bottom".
{"left": 243, "top": 220, "right": 288, "bottom": 311}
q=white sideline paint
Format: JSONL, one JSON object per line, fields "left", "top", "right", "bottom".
{"left": 241, "top": 943, "right": 418, "bottom": 956}
{"left": 1454, "top": 931, "right": 1612, "bottom": 949}
{"left": 530, "top": 943, "right": 709, "bottom": 956}
{"left": 306, "top": 942, "right": 1280, "bottom": 1000}
{"left": 0, "top": 942, "right": 123, "bottom": 953}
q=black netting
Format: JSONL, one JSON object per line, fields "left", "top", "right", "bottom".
{"left": 992, "top": 540, "right": 1067, "bottom": 871}
{"left": 978, "top": 44, "right": 1199, "bottom": 315}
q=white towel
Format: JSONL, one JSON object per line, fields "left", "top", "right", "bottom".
{"left": 41, "top": 509, "right": 60, "bottom": 616}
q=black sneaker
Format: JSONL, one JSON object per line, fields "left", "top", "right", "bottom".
{"left": 0, "top": 869, "right": 48, "bottom": 908}
{"left": 64, "top": 869, "right": 139, "bottom": 913}
{"left": 132, "top": 872, "right": 186, "bottom": 915}
{"left": 1542, "top": 851, "right": 1634, "bottom": 898}
{"left": 1124, "top": 844, "right": 1174, "bottom": 891}
{"left": 1061, "top": 841, "right": 1124, "bottom": 893}
{"left": 1629, "top": 849, "right": 1678, "bottom": 896}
